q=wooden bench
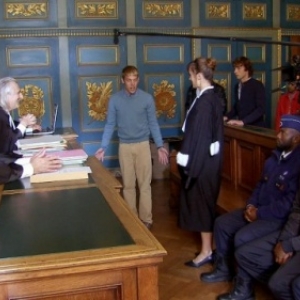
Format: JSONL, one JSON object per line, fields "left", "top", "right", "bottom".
{"left": 169, "top": 150, "right": 250, "bottom": 213}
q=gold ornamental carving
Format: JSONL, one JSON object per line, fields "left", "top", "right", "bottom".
{"left": 152, "top": 80, "right": 176, "bottom": 119}
{"left": 207, "top": 4, "right": 229, "bottom": 19}
{"left": 287, "top": 5, "right": 300, "bottom": 21}
{"left": 244, "top": 4, "right": 265, "bottom": 20}
{"left": 5, "top": 2, "right": 47, "bottom": 18}
{"left": 77, "top": 2, "right": 117, "bottom": 18}
{"left": 214, "top": 79, "right": 228, "bottom": 92}
{"left": 144, "top": 3, "right": 182, "bottom": 18}
{"left": 19, "top": 85, "right": 45, "bottom": 124}
{"left": 86, "top": 81, "right": 112, "bottom": 121}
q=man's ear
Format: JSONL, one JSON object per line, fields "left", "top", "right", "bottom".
{"left": 293, "top": 133, "right": 300, "bottom": 145}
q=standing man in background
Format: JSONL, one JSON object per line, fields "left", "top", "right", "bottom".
{"left": 224, "top": 56, "right": 266, "bottom": 127}
{"left": 95, "top": 65, "right": 169, "bottom": 229}
{"left": 275, "top": 79, "right": 300, "bottom": 131}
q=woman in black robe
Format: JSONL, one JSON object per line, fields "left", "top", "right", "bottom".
{"left": 177, "top": 57, "right": 224, "bottom": 267}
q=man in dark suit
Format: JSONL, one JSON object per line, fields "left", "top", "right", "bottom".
{"left": 224, "top": 56, "right": 266, "bottom": 127}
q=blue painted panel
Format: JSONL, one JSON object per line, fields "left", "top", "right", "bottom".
{"left": 0, "top": 0, "right": 58, "bottom": 28}
{"left": 280, "top": 0, "right": 300, "bottom": 28}
{"left": 208, "top": 44, "right": 232, "bottom": 63}
{"left": 145, "top": 45, "right": 183, "bottom": 63}
{"left": 136, "top": 35, "right": 191, "bottom": 138}
{"left": 68, "top": 0, "right": 126, "bottom": 27}
{"left": 0, "top": 37, "right": 62, "bottom": 128}
{"left": 68, "top": 36, "right": 127, "bottom": 162}
{"left": 8, "top": 47, "right": 50, "bottom": 67}
{"left": 136, "top": 0, "right": 191, "bottom": 27}
{"left": 78, "top": 46, "right": 119, "bottom": 65}
{"left": 244, "top": 45, "right": 266, "bottom": 63}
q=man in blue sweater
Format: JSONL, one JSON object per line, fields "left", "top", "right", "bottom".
{"left": 95, "top": 66, "right": 168, "bottom": 229}
{"left": 224, "top": 56, "right": 266, "bottom": 127}
{"left": 201, "top": 114, "right": 300, "bottom": 300}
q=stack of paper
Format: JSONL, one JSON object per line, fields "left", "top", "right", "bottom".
{"left": 49, "top": 149, "right": 88, "bottom": 165}
{"left": 17, "top": 135, "right": 67, "bottom": 155}
{"left": 30, "top": 165, "right": 92, "bottom": 183}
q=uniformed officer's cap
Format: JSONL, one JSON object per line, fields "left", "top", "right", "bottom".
{"left": 280, "top": 114, "right": 300, "bottom": 133}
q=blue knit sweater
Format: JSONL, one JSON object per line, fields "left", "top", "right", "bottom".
{"left": 101, "top": 88, "right": 163, "bottom": 149}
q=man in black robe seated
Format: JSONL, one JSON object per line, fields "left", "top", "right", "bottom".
{"left": 0, "top": 150, "right": 62, "bottom": 184}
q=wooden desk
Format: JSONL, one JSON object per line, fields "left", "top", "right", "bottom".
{"left": 223, "top": 124, "right": 276, "bottom": 191}
{"left": 0, "top": 158, "right": 166, "bottom": 300}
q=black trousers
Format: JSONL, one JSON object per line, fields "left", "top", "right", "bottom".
{"left": 269, "top": 252, "right": 300, "bottom": 300}
{"left": 214, "top": 209, "right": 284, "bottom": 258}
{"left": 235, "top": 230, "right": 281, "bottom": 283}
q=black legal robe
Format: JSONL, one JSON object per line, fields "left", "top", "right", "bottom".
{"left": 179, "top": 89, "right": 224, "bottom": 232}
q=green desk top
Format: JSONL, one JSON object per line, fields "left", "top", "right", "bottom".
{"left": 0, "top": 187, "right": 134, "bottom": 258}
{"left": 3, "top": 174, "right": 95, "bottom": 192}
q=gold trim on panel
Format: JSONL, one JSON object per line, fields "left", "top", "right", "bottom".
{"left": 5, "top": 1, "right": 48, "bottom": 19}
{"left": 143, "top": 1, "right": 183, "bottom": 19}
{"left": 286, "top": 4, "right": 300, "bottom": 22}
{"left": 77, "top": 45, "right": 119, "bottom": 66}
{"left": 0, "top": 28, "right": 191, "bottom": 39}
{"left": 243, "top": 44, "right": 266, "bottom": 63}
{"left": 207, "top": 44, "right": 231, "bottom": 63}
{"left": 243, "top": 3, "right": 266, "bottom": 20}
{"left": 206, "top": 3, "right": 230, "bottom": 20}
{"left": 76, "top": 0, "right": 118, "bottom": 19}
{"left": 6, "top": 46, "right": 51, "bottom": 67}
{"left": 143, "top": 44, "right": 184, "bottom": 64}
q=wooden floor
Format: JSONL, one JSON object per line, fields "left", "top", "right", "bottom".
{"left": 150, "top": 179, "right": 275, "bottom": 300}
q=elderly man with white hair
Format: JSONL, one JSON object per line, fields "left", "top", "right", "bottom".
{"left": 0, "top": 77, "right": 62, "bottom": 183}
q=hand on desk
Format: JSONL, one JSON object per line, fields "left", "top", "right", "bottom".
{"left": 227, "top": 120, "right": 244, "bottom": 126}
{"left": 30, "top": 149, "right": 62, "bottom": 174}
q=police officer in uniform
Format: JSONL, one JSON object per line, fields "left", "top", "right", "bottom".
{"left": 200, "top": 114, "right": 300, "bottom": 300}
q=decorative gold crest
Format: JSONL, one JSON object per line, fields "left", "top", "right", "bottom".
{"left": 214, "top": 79, "right": 228, "bottom": 91}
{"left": 6, "top": 3, "right": 47, "bottom": 18}
{"left": 77, "top": 3, "right": 117, "bottom": 18}
{"left": 244, "top": 5, "right": 265, "bottom": 19}
{"left": 18, "top": 85, "right": 45, "bottom": 124}
{"left": 86, "top": 81, "right": 112, "bottom": 121}
{"left": 207, "top": 4, "right": 229, "bottom": 19}
{"left": 144, "top": 3, "right": 182, "bottom": 17}
{"left": 287, "top": 5, "right": 300, "bottom": 21}
{"left": 152, "top": 80, "right": 176, "bottom": 119}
